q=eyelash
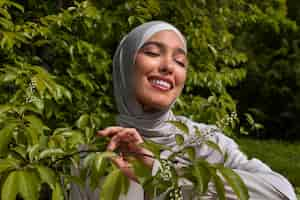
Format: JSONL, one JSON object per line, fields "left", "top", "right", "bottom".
{"left": 144, "top": 51, "right": 160, "bottom": 57}
{"left": 176, "top": 60, "right": 186, "bottom": 68}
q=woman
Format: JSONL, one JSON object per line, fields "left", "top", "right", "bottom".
{"left": 72, "top": 21, "right": 297, "bottom": 200}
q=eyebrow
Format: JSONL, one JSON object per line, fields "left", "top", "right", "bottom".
{"left": 141, "top": 41, "right": 186, "bottom": 56}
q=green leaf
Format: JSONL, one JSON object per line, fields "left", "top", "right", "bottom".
{"left": 53, "top": 127, "right": 72, "bottom": 135}
{"left": 100, "top": 169, "right": 128, "bottom": 200}
{"left": 60, "top": 130, "right": 84, "bottom": 148}
{"left": 89, "top": 167, "right": 103, "bottom": 189}
{"left": 0, "top": 8, "right": 11, "bottom": 19}
{"left": 191, "top": 160, "right": 211, "bottom": 194}
{"left": 57, "top": 85, "right": 72, "bottom": 102}
{"left": 32, "top": 69, "right": 66, "bottom": 102}
{"left": 24, "top": 126, "right": 40, "bottom": 145}
{"left": 0, "top": 158, "right": 20, "bottom": 174}
{"left": 218, "top": 167, "right": 249, "bottom": 200}
{"left": 85, "top": 127, "right": 94, "bottom": 142}
{"left": 28, "top": 144, "right": 41, "bottom": 161}
{"left": 48, "top": 135, "right": 66, "bottom": 148}
{"left": 167, "top": 120, "right": 189, "bottom": 134}
{"left": 204, "top": 140, "right": 223, "bottom": 155}
{"left": 32, "top": 98, "right": 45, "bottom": 113}
{"left": 94, "top": 152, "right": 115, "bottom": 172}
{"left": 0, "top": 122, "right": 18, "bottom": 156}
{"left": 17, "top": 170, "right": 41, "bottom": 200}
{"left": 24, "top": 114, "right": 50, "bottom": 133}
{"left": 82, "top": 152, "right": 96, "bottom": 168}
{"left": 0, "top": 17, "right": 14, "bottom": 30}
{"left": 0, "top": 104, "right": 12, "bottom": 113}
{"left": 36, "top": 166, "right": 57, "bottom": 189}
{"left": 207, "top": 44, "right": 218, "bottom": 58}
{"left": 3, "top": 71, "right": 17, "bottom": 82}
{"left": 24, "top": 114, "right": 50, "bottom": 145}
{"left": 119, "top": 169, "right": 130, "bottom": 195}
{"left": 183, "top": 146, "right": 196, "bottom": 160}
{"left": 75, "top": 114, "right": 90, "bottom": 129}
{"left": 175, "top": 134, "right": 184, "bottom": 145}
{"left": 76, "top": 73, "right": 95, "bottom": 91}
{"left": 128, "top": 16, "right": 135, "bottom": 25}
{"left": 39, "top": 148, "right": 65, "bottom": 159}
{"left": 239, "top": 126, "right": 249, "bottom": 135}
{"left": 244, "top": 113, "right": 254, "bottom": 126}
{"left": 2, "top": 170, "right": 41, "bottom": 200}
{"left": 132, "top": 159, "right": 152, "bottom": 185}
{"left": 195, "top": 127, "right": 203, "bottom": 137}
{"left": 142, "top": 140, "right": 170, "bottom": 157}
{"left": 60, "top": 130, "right": 82, "bottom": 137}
{"left": 63, "top": 174, "right": 84, "bottom": 186}
{"left": 11, "top": 145, "right": 27, "bottom": 161}
{"left": 6, "top": 1, "right": 24, "bottom": 12}
{"left": 211, "top": 172, "right": 226, "bottom": 200}
{"left": 52, "top": 182, "right": 64, "bottom": 200}
{"left": 89, "top": 152, "right": 115, "bottom": 189}
{"left": 1, "top": 170, "right": 18, "bottom": 200}
{"left": 31, "top": 75, "right": 46, "bottom": 97}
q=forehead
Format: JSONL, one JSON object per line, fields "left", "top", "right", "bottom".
{"left": 145, "top": 30, "right": 186, "bottom": 51}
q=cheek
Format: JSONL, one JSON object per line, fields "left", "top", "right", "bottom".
{"left": 133, "top": 57, "right": 153, "bottom": 92}
{"left": 133, "top": 59, "right": 146, "bottom": 84}
{"left": 134, "top": 55, "right": 157, "bottom": 74}
{"left": 175, "top": 68, "right": 187, "bottom": 88}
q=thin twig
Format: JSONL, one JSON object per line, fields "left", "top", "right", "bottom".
{"left": 50, "top": 149, "right": 156, "bottom": 166}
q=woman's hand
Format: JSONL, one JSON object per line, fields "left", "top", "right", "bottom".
{"left": 97, "top": 126, "right": 154, "bottom": 182}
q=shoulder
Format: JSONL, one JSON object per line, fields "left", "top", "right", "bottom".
{"left": 175, "top": 116, "right": 241, "bottom": 163}
{"left": 175, "top": 115, "right": 237, "bottom": 149}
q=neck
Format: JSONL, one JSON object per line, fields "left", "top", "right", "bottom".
{"left": 142, "top": 104, "right": 160, "bottom": 113}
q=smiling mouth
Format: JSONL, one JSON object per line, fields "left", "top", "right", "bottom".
{"left": 148, "top": 78, "right": 173, "bottom": 91}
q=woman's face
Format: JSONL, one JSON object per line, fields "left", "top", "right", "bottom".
{"left": 133, "top": 30, "right": 187, "bottom": 111}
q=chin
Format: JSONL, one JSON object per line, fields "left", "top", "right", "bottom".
{"left": 135, "top": 89, "right": 176, "bottom": 112}
{"left": 153, "top": 103, "right": 171, "bottom": 110}
{"left": 142, "top": 99, "right": 173, "bottom": 112}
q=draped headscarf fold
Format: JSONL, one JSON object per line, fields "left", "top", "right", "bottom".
{"left": 112, "top": 21, "right": 187, "bottom": 146}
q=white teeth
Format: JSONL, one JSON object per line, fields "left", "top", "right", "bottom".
{"left": 150, "top": 79, "right": 171, "bottom": 89}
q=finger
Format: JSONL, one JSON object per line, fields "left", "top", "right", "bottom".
{"left": 117, "top": 128, "right": 144, "bottom": 144}
{"left": 112, "top": 156, "right": 130, "bottom": 168}
{"left": 97, "top": 126, "right": 123, "bottom": 137}
{"left": 111, "top": 156, "right": 137, "bottom": 182}
{"left": 106, "top": 130, "right": 134, "bottom": 151}
{"left": 105, "top": 128, "right": 143, "bottom": 151}
{"left": 107, "top": 133, "right": 122, "bottom": 151}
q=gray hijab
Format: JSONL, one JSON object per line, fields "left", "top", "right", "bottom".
{"left": 113, "top": 21, "right": 187, "bottom": 146}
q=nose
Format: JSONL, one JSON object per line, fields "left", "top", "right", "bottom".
{"left": 159, "top": 56, "right": 174, "bottom": 75}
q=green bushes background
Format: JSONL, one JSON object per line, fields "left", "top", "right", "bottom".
{"left": 1, "top": 0, "right": 299, "bottom": 139}
{"left": 0, "top": 0, "right": 299, "bottom": 199}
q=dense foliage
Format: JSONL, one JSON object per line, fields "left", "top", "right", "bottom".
{"left": 230, "top": 0, "right": 300, "bottom": 139}
{"left": 0, "top": 0, "right": 298, "bottom": 199}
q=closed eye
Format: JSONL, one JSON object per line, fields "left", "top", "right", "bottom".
{"left": 144, "top": 51, "right": 160, "bottom": 57}
{"left": 175, "top": 60, "right": 186, "bottom": 68}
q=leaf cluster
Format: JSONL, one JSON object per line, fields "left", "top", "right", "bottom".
{"left": 135, "top": 121, "right": 249, "bottom": 200}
